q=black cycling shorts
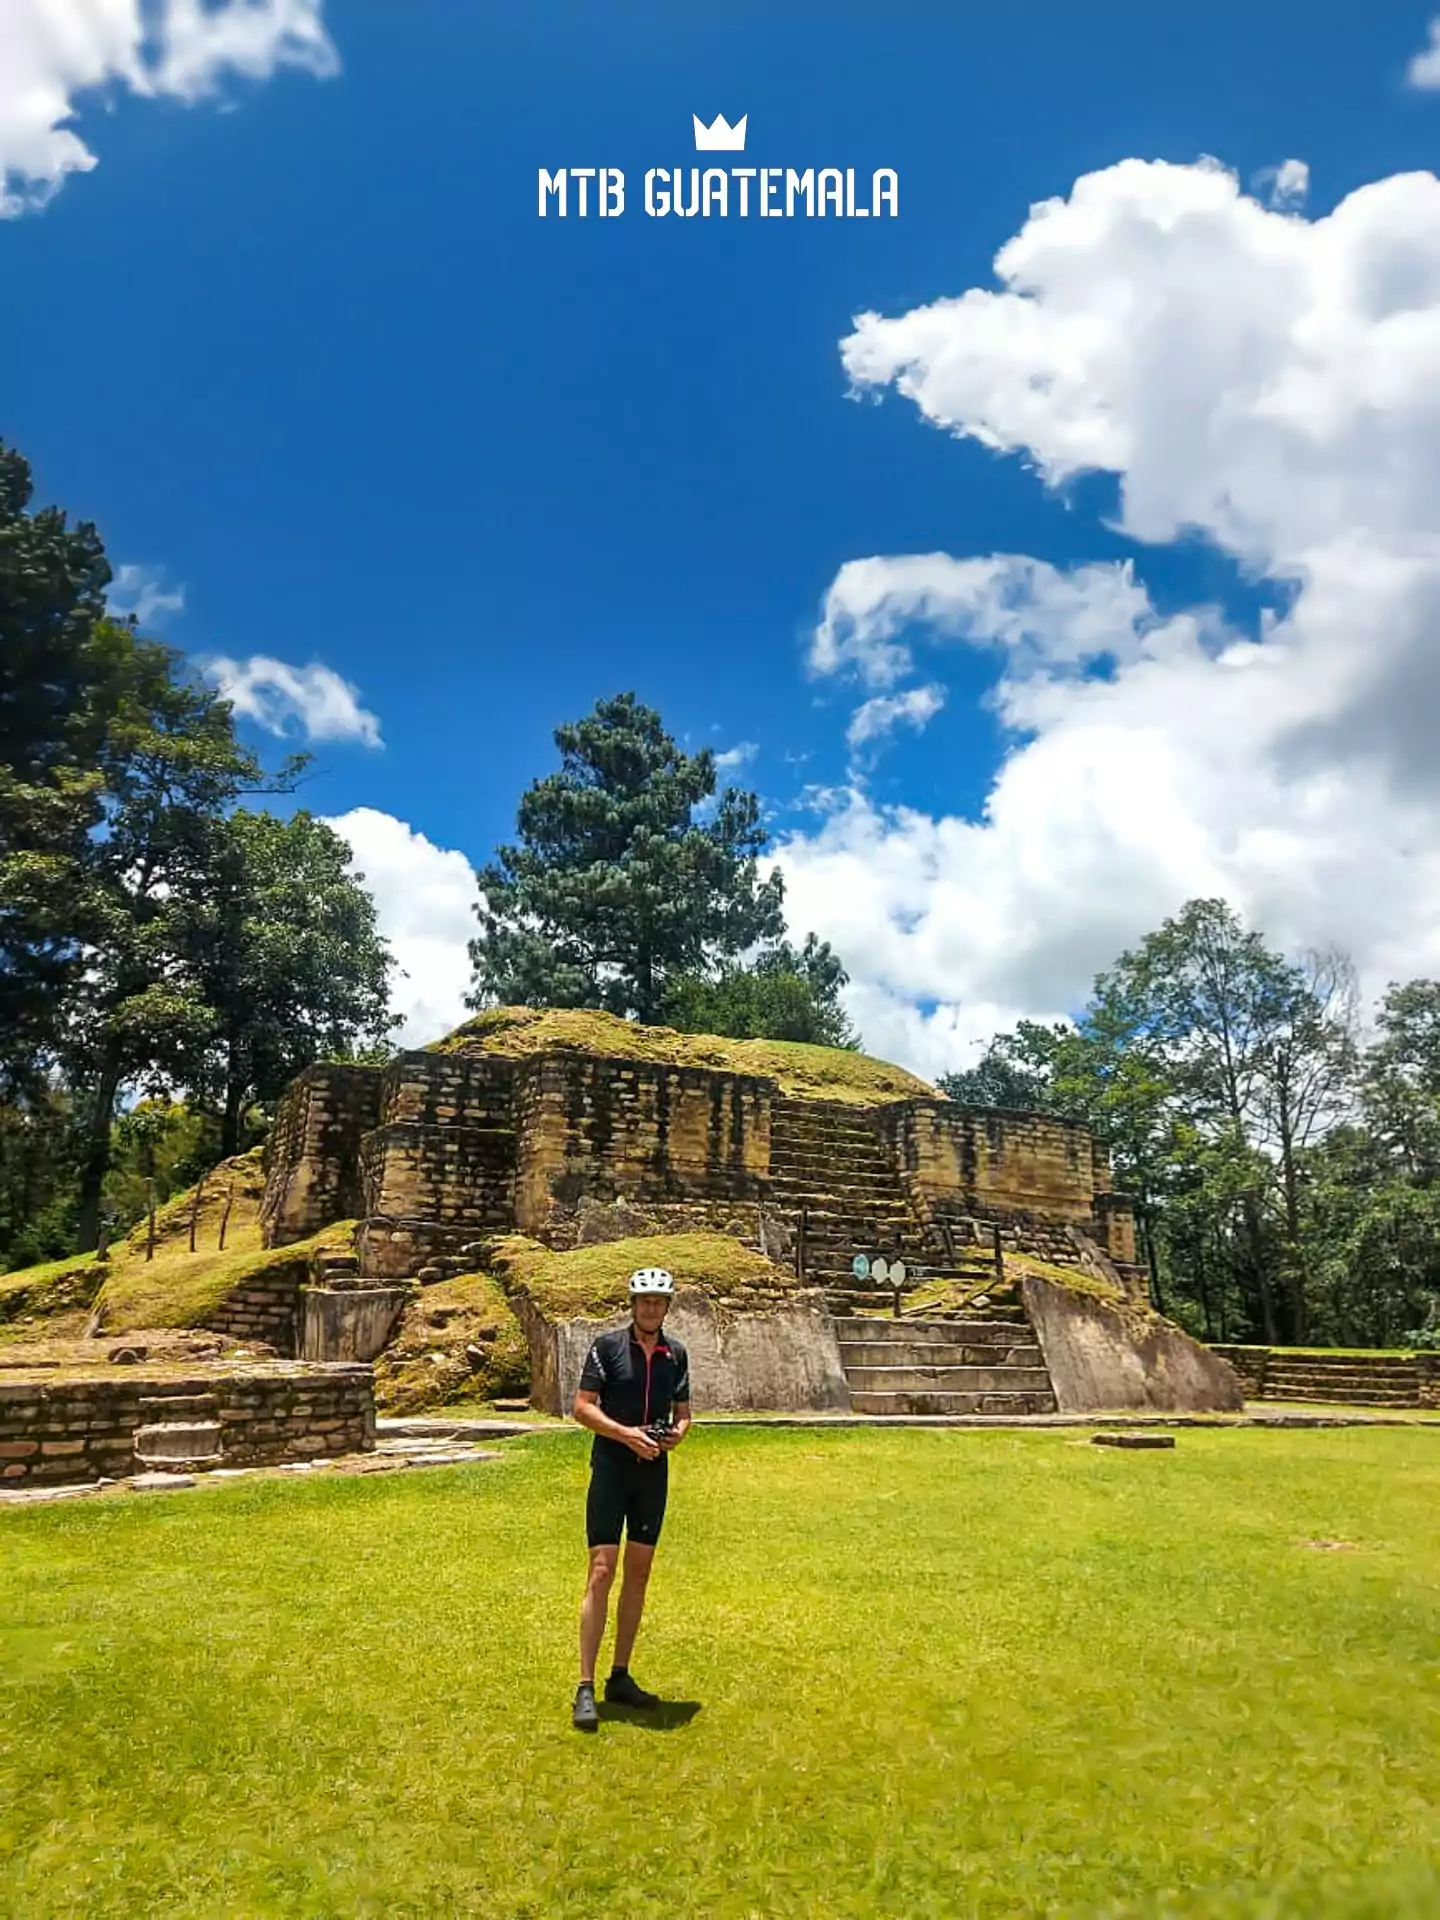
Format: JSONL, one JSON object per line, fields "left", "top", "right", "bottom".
{"left": 586, "top": 1440, "right": 668, "bottom": 1549}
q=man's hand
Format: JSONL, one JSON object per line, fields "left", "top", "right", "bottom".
{"left": 628, "top": 1427, "right": 662, "bottom": 1461}
{"left": 658, "top": 1426, "right": 684, "bottom": 1451}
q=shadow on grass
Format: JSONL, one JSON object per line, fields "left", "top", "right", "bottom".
{"left": 596, "top": 1701, "right": 702, "bottom": 1730}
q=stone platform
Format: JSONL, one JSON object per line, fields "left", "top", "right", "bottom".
{"left": 0, "top": 1360, "right": 375, "bottom": 1486}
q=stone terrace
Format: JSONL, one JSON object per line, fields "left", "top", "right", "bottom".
{"left": 0, "top": 1361, "right": 375, "bottom": 1486}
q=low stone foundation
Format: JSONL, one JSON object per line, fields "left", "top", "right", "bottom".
{"left": 0, "top": 1361, "right": 375, "bottom": 1486}
{"left": 1211, "top": 1345, "right": 1440, "bottom": 1409}
{"left": 201, "top": 1251, "right": 312, "bottom": 1353}
{"left": 517, "top": 1288, "right": 850, "bottom": 1416}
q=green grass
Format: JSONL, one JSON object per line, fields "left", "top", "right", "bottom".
{"left": 430, "top": 1003, "right": 937, "bottom": 1105}
{"left": 2, "top": 1428, "right": 1439, "bottom": 1917}
{"left": 489, "top": 1228, "right": 798, "bottom": 1318}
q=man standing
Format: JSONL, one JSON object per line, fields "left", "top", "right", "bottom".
{"left": 570, "top": 1266, "right": 691, "bottom": 1732}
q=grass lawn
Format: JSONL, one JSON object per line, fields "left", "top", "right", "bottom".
{"left": 2, "top": 1428, "right": 1438, "bottom": 1918}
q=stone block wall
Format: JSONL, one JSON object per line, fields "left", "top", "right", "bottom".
{"left": 359, "top": 1124, "right": 516, "bottom": 1228}
{"left": 512, "top": 1055, "right": 771, "bottom": 1238}
{"left": 377, "top": 1052, "right": 517, "bottom": 1129}
{"left": 877, "top": 1100, "right": 1129, "bottom": 1262}
{"left": 0, "top": 1362, "right": 374, "bottom": 1486}
{"left": 261, "top": 1065, "right": 383, "bottom": 1247}
{"left": 257, "top": 1041, "right": 1135, "bottom": 1287}
{"left": 203, "top": 1251, "right": 314, "bottom": 1353}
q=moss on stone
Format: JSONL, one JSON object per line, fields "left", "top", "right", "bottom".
{"left": 429, "top": 1006, "right": 936, "bottom": 1107}
{"left": 486, "top": 1228, "right": 800, "bottom": 1321}
{"left": 372, "top": 1271, "right": 531, "bottom": 1415}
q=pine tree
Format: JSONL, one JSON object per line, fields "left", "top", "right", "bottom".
{"left": 469, "top": 694, "right": 785, "bottom": 1022}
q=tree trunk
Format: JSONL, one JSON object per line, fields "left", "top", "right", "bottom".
{"left": 1278, "top": 1122, "right": 1309, "bottom": 1345}
{"left": 74, "top": 1041, "right": 125, "bottom": 1252}
{"left": 1243, "top": 1191, "right": 1278, "bottom": 1342}
{"left": 1196, "top": 1228, "right": 1214, "bottom": 1341}
{"left": 1141, "top": 1210, "right": 1164, "bottom": 1312}
{"left": 221, "top": 1079, "right": 246, "bottom": 1159}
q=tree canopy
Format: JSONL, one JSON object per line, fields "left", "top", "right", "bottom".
{"left": 469, "top": 693, "right": 787, "bottom": 1024}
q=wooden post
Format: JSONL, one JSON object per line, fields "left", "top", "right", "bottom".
{"left": 189, "top": 1173, "right": 207, "bottom": 1254}
{"left": 218, "top": 1181, "right": 235, "bottom": 1251}
{"left": 992, "top": 1222, "right": 1005, "bottom": 1287}
{"left": 145, "top": 1178, "right": 157, "bottom": 1262}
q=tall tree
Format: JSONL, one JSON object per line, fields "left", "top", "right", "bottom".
{"left": 661, "top": 934, "right": 861, "bottom": 1047}
{"left": 1251, "top": 948, "right": 1361, "bottom": 1342}
{"left": 938, "top": 1023, "right": 1070, "bottom": 1113}
{"left": 1090, "top": 899, "right": 1302, "bottom": 1339}
{"left": 470, "top": 693, "right": 785, "bottom": 1022}
{"left": 188, "top": 809, "right": 398, "bottom": 1154}
{"left": 0, "top": 442, "right": 114, "bottom": 1095}
{"left": 64, "top": 624, "right": 304, "bottom": 1248}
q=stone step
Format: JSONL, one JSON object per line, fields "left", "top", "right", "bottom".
{"left": 138, "top": 1394, "right": 221, "bottom": 1420}
{"left": 839, "top": 1339, "right": 1044, "bottom": 1369}
{"left": 1262, "top": 1384, "right": 1419, "bottom": 1404}
{"left": 133, "top": 1421, "right": 223, "bottom": 1467}
{"left": 1264, "top": 1368, "right": 1420, "bottom": 1387}
{"left": 1264, "top": 1360, "right": 1420, "bottom": 1377}
{"left": 771, "top": 1152, "right": 890, "bottom": 1170}
{"left": 843, "top": 1364, "right": 1054, "bottom": 1394}
{"left": 832, "top": 1316, "right": 1033, "bottom": 1343}
{"left": 848, "top": 1389, "right": 1058, "bottom": 1416}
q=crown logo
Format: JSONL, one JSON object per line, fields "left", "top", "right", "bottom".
{"left": 693, "top": 112, "right": 747, "bottom": 152}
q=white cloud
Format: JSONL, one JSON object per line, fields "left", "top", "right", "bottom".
{"left": 814, "top": 552, "right": 1159, "bottom": 689}
{"left": 715, "top": 740, "right": 759, "bottom": 770}
{"left": 847, "top": 683, "right": 946, "bottom": 750}
{"left": 772, "top": 154, "right": 1440, "bottom": 1079}
{"left": 0, "top": 0, "right": 336, "bottom": 216}
{"left": 322, "top": 808, "right": 478, "bottom": 1048}
{"left": 1407, "top": 17, "right": 1440, "bottom": 87}
{"left": 1253, "top": 157, "right": 1309, "bottom": 210}
{"left": 108, "top": 562, "right": 185, "bottom": 625}
{"left": 203, "top": 654, "right": 382, "bottom": 746}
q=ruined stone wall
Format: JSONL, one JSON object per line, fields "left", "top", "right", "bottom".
{"left": 203, "top": 1251, "right": 313, "bottom": 1353}
{"left": 877, "top": 1100, "right": 1126, "bottom": 1261}
{"left": 512, "top": 1056, "right": 771, "bottom": 1239}
{"left": 347, "top": 1054, "right": 518, "bottom": 1277}
{"left": 260, "top": 1065, "right": 383, "bottom": 1247}
{"left": 0, "top": 1362, "right": 374, "bottom": 1486}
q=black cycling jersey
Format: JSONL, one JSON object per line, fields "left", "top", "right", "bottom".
{"left": 577, "top": 1323, "right": 690, "bottom": 1438}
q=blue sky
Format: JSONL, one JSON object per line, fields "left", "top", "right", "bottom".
{"left": 7, "top": 3, "right": 1440, "bottom": 1070}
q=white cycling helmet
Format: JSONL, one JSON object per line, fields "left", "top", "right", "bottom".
{"left": 629, "top": 1267, "right": 675, "bottom": 1295}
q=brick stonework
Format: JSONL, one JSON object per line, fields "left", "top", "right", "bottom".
{"left": 259, "top": 1040, "right": 1133, "bottom": 1288}
{"left": 261, "top": 1065, "right": 382, "bottom": 1245}
{"left": 1210, "top": 1344, "right": 1440, "bottom": 1409}
{"left": 203, "top": 1252, "right": 311, "bottom": 1353}
{"left": 511, "top": 1055, "right": 771, "bottom": 1236}
{"left": 0, "top": 1362, "right": 374, "bottom": 1485}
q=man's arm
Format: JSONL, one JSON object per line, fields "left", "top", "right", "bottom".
{"left": 572, "top": 1388, "right": 660, "bottom": 1458}
{"left": 660, "top": 1399, "right": 690, "bottom": 1450}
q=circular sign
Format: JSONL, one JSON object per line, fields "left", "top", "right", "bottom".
{"left": 871, "top": 1256, "right": 889, "bottom": 1283}
{"left": 891, "top": 1260, "right": 907, "bottom": 1285}
{"left": 851, "top": 1254, "right": 870, "bottom": 1279}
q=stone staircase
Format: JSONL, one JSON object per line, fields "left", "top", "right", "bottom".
{"left": 834, "top": 1317, "right": 1057, "bottom": 1416}
{"left": 1255, "top": 1351, "right": 1424, "bottom": 1408}
{"left": 766, "top": 1097, "right": 1000, "bottom": 1314}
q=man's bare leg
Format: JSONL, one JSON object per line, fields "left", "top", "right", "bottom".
{"left": 612, "top": 1540, "right": 655, "bottom": 1671}
{"left": 579, "top": 1546, "right": 618, "bottom": 1683}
